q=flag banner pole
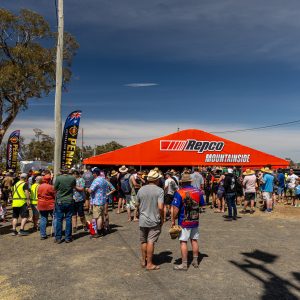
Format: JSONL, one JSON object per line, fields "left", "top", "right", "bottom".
{"left": 61, "top": 111, "right": 82, "bottom": 169}
{"left": 6, "top": 130, "right": 20, "bottom": 172}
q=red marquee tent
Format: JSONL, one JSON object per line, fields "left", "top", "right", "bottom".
{"left": 83, "top": 129, "right": 288, "bottom": 168}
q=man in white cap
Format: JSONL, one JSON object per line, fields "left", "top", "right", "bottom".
{"left": 11, "top": 173, "right": 30, "bottom": 236}
{"left": 137, "top": 169, "right": 164, "bottom": 271}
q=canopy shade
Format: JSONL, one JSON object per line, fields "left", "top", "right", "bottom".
{"left": 83, "top": 129, "right": 289, "bottom": 168}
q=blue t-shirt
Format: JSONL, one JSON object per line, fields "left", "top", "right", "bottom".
{"left": 277, "top": 173, "right": 285, "bottom": 188}
{"left": 295, "top": 186, "right": 300, "bottom": 195}
{"left": 171, "top": 186, "right": 205, "bottom": 229}
{"left": 261, "top": 173, "right": 274, "bottom": 193}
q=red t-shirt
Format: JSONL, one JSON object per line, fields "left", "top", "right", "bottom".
{"left": 37, "top": 183, "right": 56, "bottom": 211}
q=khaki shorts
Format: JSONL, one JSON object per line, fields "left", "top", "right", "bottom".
{"left": 92, "top": 205, "right": 105, "bottom": 219}
{"left": 140, "top": 225, "right": 161, "bottom": 244}
{"left": 262, "top": 192, "right": 272, "bottom": 202}
{"left": 286, "top": 188, "right": 295, "bottom": 197}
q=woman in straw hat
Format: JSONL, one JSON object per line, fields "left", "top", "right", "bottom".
{"left": 241, "top": 169, "right": 256, "bottom": 214}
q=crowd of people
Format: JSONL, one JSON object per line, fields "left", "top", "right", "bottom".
{"left": 0, "top": 165, "right": 299, "bottom": 270}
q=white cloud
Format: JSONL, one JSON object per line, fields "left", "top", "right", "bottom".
{"left": 124, "top": 83, "right": 159, "bottom": 88}
{"left": 5, "top": 118, "right": 300, "bottom": 161}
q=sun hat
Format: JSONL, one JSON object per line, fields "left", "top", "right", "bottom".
{"left": 261, "top": 167, "right": 273, "bottom": 174}
{"left": 180, "top": 173, "right": 193, "bottom": 183}
{"left": 119, "top": 165, "right": 128, "bottom": 173}
{"left": 111, "top": 170, "right": 118, "bottom": 177}
{"left": 169, "top": 225, "right": 182, "bottom": 239}
{"left": 243, "top": 169, "right": 255, "bottom": 176}
{"left": 147, "top": 169, "right": 162, "bottom": 181}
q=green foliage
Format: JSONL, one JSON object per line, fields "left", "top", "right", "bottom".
{"left": 0, "top": 8, "right": 79, "bottom": 143}
{"left": 22, "top": 129, "right": 54, "bottom": 162}
{"left": 95, "top": 141, "right": 124, "bottom": 155}
{"left": 25, "top": 135, "right": 54, "bottom": 162}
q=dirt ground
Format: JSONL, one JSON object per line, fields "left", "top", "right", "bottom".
{"left": 0, "top": 203, "right": 300, "bottom": 300}
{"left": 253, "top": 201, "right": 300, "bottom": 220}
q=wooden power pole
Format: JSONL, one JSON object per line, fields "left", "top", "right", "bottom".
{"left": 54, "top": 0, "right": 64, "bottom": 176}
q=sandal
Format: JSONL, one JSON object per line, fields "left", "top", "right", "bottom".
{"left": 146, "top": 265, "right": 160, "bottom": 271}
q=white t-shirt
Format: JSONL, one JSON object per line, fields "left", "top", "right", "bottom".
{"left": 243, "top": 174, "right": 256, "bottom": 193}
{"left": 164, "top": 178, "right": 178, "bottom": 195}
{"left": 287, "top": 174, "right": 298, "bottom": 189}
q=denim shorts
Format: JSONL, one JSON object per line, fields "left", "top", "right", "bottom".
{"left": 30, "top": 204, "right": 39, "bottom": 216}
{"left": 277, "top": 187, "right": 284, "bottom": 195}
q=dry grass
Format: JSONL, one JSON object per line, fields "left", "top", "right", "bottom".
{"left": 0, "top": 275, "right": 35, "bottom": 300}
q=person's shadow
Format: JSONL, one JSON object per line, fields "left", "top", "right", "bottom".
{"left": 153, "top": 251, "right": 173, "bottom": 266}
{"left": 230, "top": 250, "right": 300, "bottom": 299}
{"left": 174, "top": 251, "right": 209, "bottom": 266}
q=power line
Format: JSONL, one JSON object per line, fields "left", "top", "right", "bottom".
{"left": 210, "top": 119, "right": 300, "bottom": 134}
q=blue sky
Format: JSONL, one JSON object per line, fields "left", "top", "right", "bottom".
{"left": 3, "top": 0, "right": 300, "bottom": 160}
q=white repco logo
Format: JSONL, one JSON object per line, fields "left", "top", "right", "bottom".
{"left": 160, "top": 139, "right": 225, "bottom": 153}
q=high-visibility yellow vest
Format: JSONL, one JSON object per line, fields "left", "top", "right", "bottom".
{"left": 30, "top": 183, "right": 40, "bottom": 205}
{"left": 12, "top": 181, "right": 27, "bottom": 208}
